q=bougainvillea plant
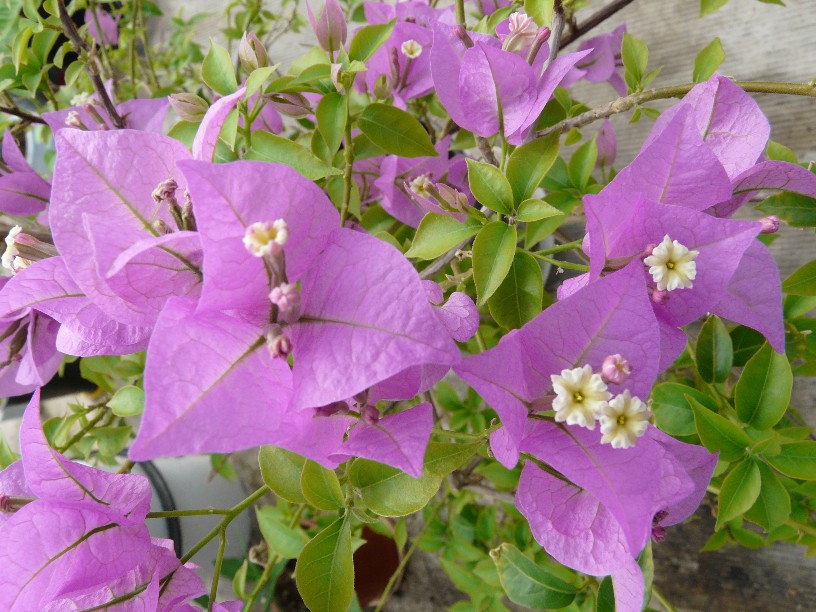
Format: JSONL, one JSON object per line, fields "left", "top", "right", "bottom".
{"left": 1, "top": 0, "right": 816, "bottom": 610}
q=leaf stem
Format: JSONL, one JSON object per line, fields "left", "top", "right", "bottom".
{"left": 528, "top": 251, "right": 589, "bottom": 271}
{"left": 146, "top": 508, "right": 233, "bottom": 518}
{"left": 652, "top": 586, "right": 678, "bottom": 612}
{"left": 340, "top": 92, "right": 354, "bottom": 227}
{"left": 55, "top": 408, "right": 107, "bottom": 454}
{"left": 536, "top": 238, "right": 584, "bottom": 256}
{"left": 455, "top": 0, "right": 466, "bottom": 27}
{"left": 207, "top": 528, "right": 228, "bottom": 612}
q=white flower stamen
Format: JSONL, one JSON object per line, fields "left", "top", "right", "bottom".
{"left": 243, "top": 220, "right": 288, "bottom": 258}
{"left": 401, "top": 39, "right": 423, "bottom": 59}
{"left": 643, "top": 235, "right": 699, "bottom": 291}
{"left": 599, "top": 390, "right": 650, "bottom": 449}
{"left": 550, "top": 365, "right": 611, "bottom": 430}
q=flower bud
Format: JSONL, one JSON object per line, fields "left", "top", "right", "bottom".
{"left": 2, "top": 226, "right": 31, "bottom": 273}
{"left": 600, "top": 354, "right": 631, "bottom": 385}
{"left": 373, "top": 73, "right": 393, "bottom": 99}
{"left": 153, "top": 219, "right": 174, "bottom": 235}
{"left": 239, "top": 32, "right": 270, "bottom": 73}
{"left": 649, "top": 287, "right": 670, "bottom": 304}
{"left": 266, "top": 324, "right": 293, "bottom": 359}
{"left": 361, "top": 405, "right": 380, "bottom": 425}
{"left": 502, "top": 12, "right": 538, "bottom": 53}
{"left": 64, "top": 110, "right": 87, "bottom": 130}
{"left": 759, "top": 215, "right": 780, "bottom": 234}
{"left": 169, "top": 93, "right": 209, "bottom": 123}
{"left": 152, "top": 178, "right": 179, "bottom": 204}
{"left": 330, "top": 63, "right": 345, "bottom": 94}
{"left": 269, "top": 283, "right": 302, "bottom": 323}
{"left": 453, "top": 26, "right": 475, "bottom": 49}
{"left": 436, "top": 184, "right": 469, "bottom": 213}
{"left": 525, "top": 26, "right": 551, "bottom": 65}
{"left": 266, "top": 93, "right": 313, "bottom": 118}
{"left": 315, "top": 401, "right": 351, "bottom": 417}
{"left": 307, "top": 0, "right": 347, "bottom": 54}
{"left": 596, "top": 119, "right": 617, "bottom": 168}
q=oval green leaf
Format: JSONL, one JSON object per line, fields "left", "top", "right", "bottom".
{"left": 715, "top": 459, "right": 761, "bottom": 529}
{"left": 767, "top": 441, "right": 816, "bottom": 479}
{"left": 301, "top": 460, "right": 345, "bottom": 511}
{"left": 782, "top": 259, "right": 816, "bottom": 296}
{"left": 649, "top": 383, "right": 717, "bottom": 436}
{"left": 490, "top": 543, "right": 577, "bottom": 609}
{"left": 348, "top": 20, "right": 396, "bottom": 62}
{"left": 696, "top": 315, "right": 733, "bottom": 383}
{"left": 734, "top": 342, "right": 792, "bottom": 430}
{"left": 473, "top": 222, "right": 518, "bottom": 307}
{"left": 259, "top": 446, "right": 307, "bottom": 503}
{"left": 202, "top": 38, "right": 238, "bottom": 96}
{"left": 108, "top": 385, "right": 145, "bottom": 417}
{"left": 357, "top": 103, "right": 438, "bottom": 158}
{"left": 744, "top": 461, "right": 791, "bottom": 531}
{"left": 515, "top": 198, "right": 563, "bottom": 223}
{"left": 316, "top": 92, "right": 346, "bottom": 155}
{"left": 246, "top": 131, "right": 342, "bottom": 180}
{"left": 466, "top": 158, "right": 514, "bottom": 215}
{"left": 506, "top": 132, "right": 560, "bottom": 204}
{"left": 257, "top": 506, "right": 309, "bottom": 559}
{"left": 487, "top": 251, "right": 543, "bottom": 330}
{"left": 689, "top": 396, "right": 750, "bottom": 462}
{"left": 693, "top": 37, "right": 725, "bottom": 83}
{"left": 295, "top": 516, "right": 354, "bottom": 612}
{"left": 406, "top": 212, "right": 482, "bottom": 260}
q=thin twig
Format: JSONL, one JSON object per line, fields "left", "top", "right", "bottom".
{"left": 0, "top": 106, "right": 46, "bottom": 125}
{"left": 548, "top": 0, "right": 566, "bottom": 62}
{"left": 559, "top": 0, "right": 638, "bottom": 49}
{"left": 539, "top": 80, "right": 816, "bottom": 137}
{"left": 419, "top": 240, "right": 468, "bottom": 279}
{"left": 56, "top": 0, "right": 125, "bottom": 129}
{"left": 476, "top": 137, "right": 499, "bottom": 166}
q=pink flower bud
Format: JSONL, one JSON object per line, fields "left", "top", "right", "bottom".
{"left": 307, "top": 0, "right": 347, "bottom": 54}
{"left": 266, "top": 324, "right": 293, "bottom": 359}
{"left": 649, "top": 288, "right": 670, "bottom": 304}
{"left": 64, "top": 110, "right": 86, "bottom": 129}
{"left": 239, "top": 32, "right": 270, "bottom": 73}
{"left": 601, "top": 354, "right": 631, "bottom": 385}
{"left": 169, "top": 93, "right": 209, "bottom": 122}
{"left": 269, "top": 283, "right": 302, "bottom": 323}
{"left": 759, "top": 215, "right": 780, "bottom": 234}
{"left": 525, "top": 27, "right": 551, "bottom": 65}
{"left": 151, "top": 178, "right": 179, "bottom": 204}
{"left": 266, "top": 93, "right": 313, "bottom": 118}
{"left": 361, "top": 405, "right": 380, "bottom": 425}
{"left": 596, "top": 119, "right": 617, "bottom": 168}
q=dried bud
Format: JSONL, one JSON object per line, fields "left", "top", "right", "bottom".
{"left": 153, "top": 219, "right": 174, "bottom": 235}
{"left": 759, "top": 215, "right": 780, "bottom": 234}
{"left": 169, "top": 93, "right": 209, "bottom": 123}
{"left": 181, "top": 191, "right": 197, "bottom": 232}
{"left": 152, "top": 178, "right": 179, "bottom": 204}
{"left": 239, "top": 32, "right": 270, "bottom": 73}
{"left": 307, "top": 0, "right": 347, "bottom": 54}
{"left": 601, "top": 354, "right": 632, "bottom": 385}
{"left": 266, "top": 93, "right": 313, "bottom": 118}
{"left": 361, "top": 405, "right": 380, "bottom": 425}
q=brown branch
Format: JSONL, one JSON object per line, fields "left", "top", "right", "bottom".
{"left": 548, "top": 0, "right": 566, "bottom": 62}
{"left": 559, "top": 0, "right": 639, "bottom": 49}
{"left": 56, "top": 0, "right": 124, "bottom": 129}
{"left": 0, "top": 106, "right": 46, "bottom": 125}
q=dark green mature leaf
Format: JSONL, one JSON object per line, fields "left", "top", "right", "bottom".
{"left": 349, "top": 442, "right": 481, "bottom": 516}
{"left": 758, "top": 192, "right": 816, "bottom": 227}
{"left": 689, "top": 396, "right": 750, "bottom": 462}
{"left": 488, "top": 251, "right": 543, "bottom": 330}
{"left": 693, "top": 38, "right": 725, "bottom": 82}
{"left": 406, "top": 213, "right": 482, "bottom": 260}
{"left": 357, "top": 104, "right": 437, "bottom": 158}
{"left": 650, "top": 383, "right": 717, "bottom": 436}
{"left": 506, "top": 133, "right": 560, "bottom": 204}
{"left": 730, "top": 325, "right": 766, "bottom": 367}
{"left": 696, "top": 315, "right": 733, "bottom": 382}
{"left": 744, "top": 461, "right": 791, "bottom": 531}
{"left": 316, "top": 92, "right": 346, "bottom": 155}
{"left": 491, "top": 543, "right": 577, "bottom": 609}
{"left": 716, "top": 459, "right": 761, "bottom": 528}
{"left": 473, "top": 222, "right": 518, "bottom": 307}
{"left": 202, "top": 39, "right": 238, "bottom": 95}
{"left": 301, "top": 460, "right": 345, "bottom": 510}
{"left": 259, "top": 446, "right": 307, "bottom": 503}
{"left": 246, "top": 131, "right": 342, "bottom": 180}
{"left": 767, "top": 441, "right": 816, "bottom": 479}
{"left": 735, "top": 343, "right": 792, "bottom": 429}
{"left": 467, "top": 159, "right": 514, "bottom": 215}
{"left": 596, "top": 577, "right": 615, "bottom": 612}
{"left": 348, "top": 20, "right": 396, "bottom": 62}
{"left": 783, "top": 260, "right": 816, "bottom": 296}
{"left": 567, "top": 136, "right": 597, "bottom": 190}
{"left": 295, "top": 516, "right": 354, "bottom": 612}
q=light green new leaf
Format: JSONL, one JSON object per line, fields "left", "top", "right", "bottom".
{"left": 316, "top": 92, "right": 346, "bottom": 155}
{"left": 295, "top": 516, "right": 354, "bottom": 612}
{"left": 246, "top": 131, "right": 342, "bottom": 180}
{"left": 621, "top": 33, "right": 648, "bottom": 90}
{"left": 406, "top": 213, "right": 482, "bottom": 260}
{"left": 523, "top": 0, "right": 555, "bottom": 26}
{"left": 348, "top": 20, "right": 396, "bottom": 62}
{"left": 693, "top": 38, "right": 725, "bottom": 82}
{"left": 257, "top": 507, "right": 309, "bottom": 559}
{"left": 488, "top": 251, "right": 543, "bottom": 330}
{"left": 467, "top": 159, "right": 514, "bottom": 215}
{"left": 244, "top": 65, "right": 278, "bottom": 97}
{"left": 782, "top": 260, "right": 816, "bottom": 296}
{"left": 696, "top": 315, "right": 733, "bottom": 383}
{"left": 357, "top": 103, "right": 438, "bottom": 158}
{"left": 301, "top": 460, "right": 345, "bottom": 511}
{"left": 202, "top": 39, "right": 238, "bottom": 95}
{"left": 689, "top": 396, "right": 750, "bottom": 462}
{"left": 473, "top": 222, "right": 518, "bottom": 307}
{"left": 735, "top": 343, "right": 792, "bottom": 429}
{"left": 700, "top": 0, "right": 730, "bottom": 16}
{"left": 506, "top": 132, "right": 560, "bottom": 204}
{"left": 515, "top": 198, "right": 563, "bottom": 223}
{"left": 259, "top": 446, "right": 307, "bottom": 503}
{"left": 715, "top": 459, "right": 761, "bottom": 529}
{"left": 491, "top": 543, "right": 577, "bottom": 609}
{"left": 108, "top": 385, "right": 145, "bottom": 417}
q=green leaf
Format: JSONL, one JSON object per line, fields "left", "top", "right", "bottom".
{"left": 650, "top": 383, "right": 717, "bottom": 437}
{"left": 257, "top": 507, "right": 309, "bottom": 558}
{"left": 92, "top": 426, "right": 132, "bottom": 457}
{"left": 491, "top": 543, "right": 577, "bottom": 609}
{"left": 515, "top": 199, "right": 563, "bottom": 223}
{"left": 301, "top": 460, "right": 345, "bottom": 511}
{"left": 246, "top": 131, "right": 342, "bottom": 180}
{"left": 716, "top": 459, "right": 761, "bottom": 528}
{"left": 744, "top": 461, "right": 791, "bottom": 531}
{"left": 693, "top": 38, "right": 725, "bottom": 82}
{"left": 766, "top": 141, "right": 798, "bottom": 163}
{"left": 107, "top": 385, "right": 145, "bottom": 417}
{"left": 730, "top": 325, "right": 766, "bottom": 367}
{"left": 466, "top": 159, "right": 514, "bottom": 215}
{"left": 700, "top": 0, "right": 730, "bottom": 16}
{"left": 244, "top": 65, "right": 277, "bottom": 97}
{"left": 621, "top": 32, "right": 648, "bottom": 90}
{"left": 696, "top": 315, "right": 733, "bottom": 383}
{"left": 348, "top": 20, "right": 396, "bottom": 62}
{"left": 357, "top": 103, "right": 437, "bottom": 158}
{"left": 735, "top": 343, "right": 792, "bottom": 429}
{"left": 766, "top": 441, "right": 816, "bottom": 479}
{"left": 488, "top": 251, "right": 543, "bottom": 330}
{"left": 0, "top": 433, "right": 17, "bottom": 469}
{"left": 783, "top": 260, "right": 816, "bottom": 296}
{"left": 295, "top": 516, "right": 354, "bottom": 612}
{"left": 406, "top": 213, "right": 482, "bottom": 260}
{"left": 523, "top": 0, "right": 555, "bottom": 26}
{"left": 202, "top": 39, "right": 238, "bottom": 96}
{"left": 316, "top": 92, "right": 346, "bottom": 155}
{"left": 473, "top": 222, "right": 518, "bottom": 307}
{"left": 567, "top": 136, "right": 597, "bottom": 190}
{"left": 258, "top": 446, "right": 307, "bottom": 503}
{"left": 757, "top": 191, "right": 816, "bottom": 227}
{"left": 506, "top": 132, "right": 560, "bottom": 204}
{"left": 595, "top": 576, "right": 615, "bottom": 612}
{"left": 689, "top": 396, "right": 750, "bottom": 462}
{"left": 349, "top": 442, "right": 481, "bottom": 516}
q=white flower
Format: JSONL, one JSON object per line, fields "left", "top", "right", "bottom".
{"left": 643, "top": 235, "right": 699, "bottom": 291}
{"left": 70, "top": 92, "right": 94, "bottom": 107}
{"left": 401, "top": 39, "right": 423, "bottom": 59}
{"left": 409, "top": 175, "right": 433, "bottom": 197}
{"left": 599, "top": 390, "right": 650, "bottom": 449}
{"left": 2, "top": 226, "right": 30, "bottom": 274}
{"left": 243, "top": 220, "right": 288, "bottom": 258}
{"left": 550, "top": 365, "right": 611, "bottom": 429}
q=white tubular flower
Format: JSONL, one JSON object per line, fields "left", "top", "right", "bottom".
{"left": 599, "top": 390, "right": 650, "bottom": 449}
{"left": 243, "top": 220, "right": 288, "bottom": 258}
{"left": 2, "top": 226, "right": 31, "bottom": 274}
{"left": 551, "top": 365, "right": 611, "bottom": 430}
{"left": 400, "top": 39, "right": 423, "bottom": 59}
{"left": 643, "top": 235, "right": 699, "bottom": 291}
{"left": 502, "top": 11, "right": 538, "bottom": 52}
{"left": 409, "top": 175, "right": 433, "bottom": 197}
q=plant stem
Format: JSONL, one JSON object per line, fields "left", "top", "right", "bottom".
{"left": 118, "top": 459, "right": 135, "bottom": 474}
{"left": 787, "top": 518, "right": 816, "bottom": 538}
{"left": 374, "top": 502, "right": 443, "bottom": 612}
{"left": 476, "top": 136, "right": 499, "bottom": 167}
{"left": 340, "top": 93, "right": 354, "bottom": 227}
{"left": 56, "top": 408, "right": 107, "bottom": 454}
{"left": 431, "top": 427, "right": 485, "bottom": 441}
{"left": 539, "top": 80, "right": 816, "bottom": 137}
{"left": 559, "top": 0, "right": 638, "bottom": 49}
{"left": 528, "top": 251, "right": 589, "bottom": 271}
{"left": 0, "top": 105, "right": 45, "bottom": 124}
{"left": 56, "top": 0, "right": 125, "bottom": 129}
{"left": 455, "top": 0, "right": 466, "bottom": 27}
{"left": 536, "top": 238, "right": 584, "bottom": 255}
{"left": 208, "top": 528, "right": 228, "bottom": 612}
{"left": 136, "top": 0, "right": 160, "bottom": 91}
{"left": 146, "top": 508, "right": 232, "bottom": 518}
{"left": 548, "top": 0, "right": 565, "bottom": 62}
{"left": 652, "top": 586, "right": 678, "bottom": 612}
